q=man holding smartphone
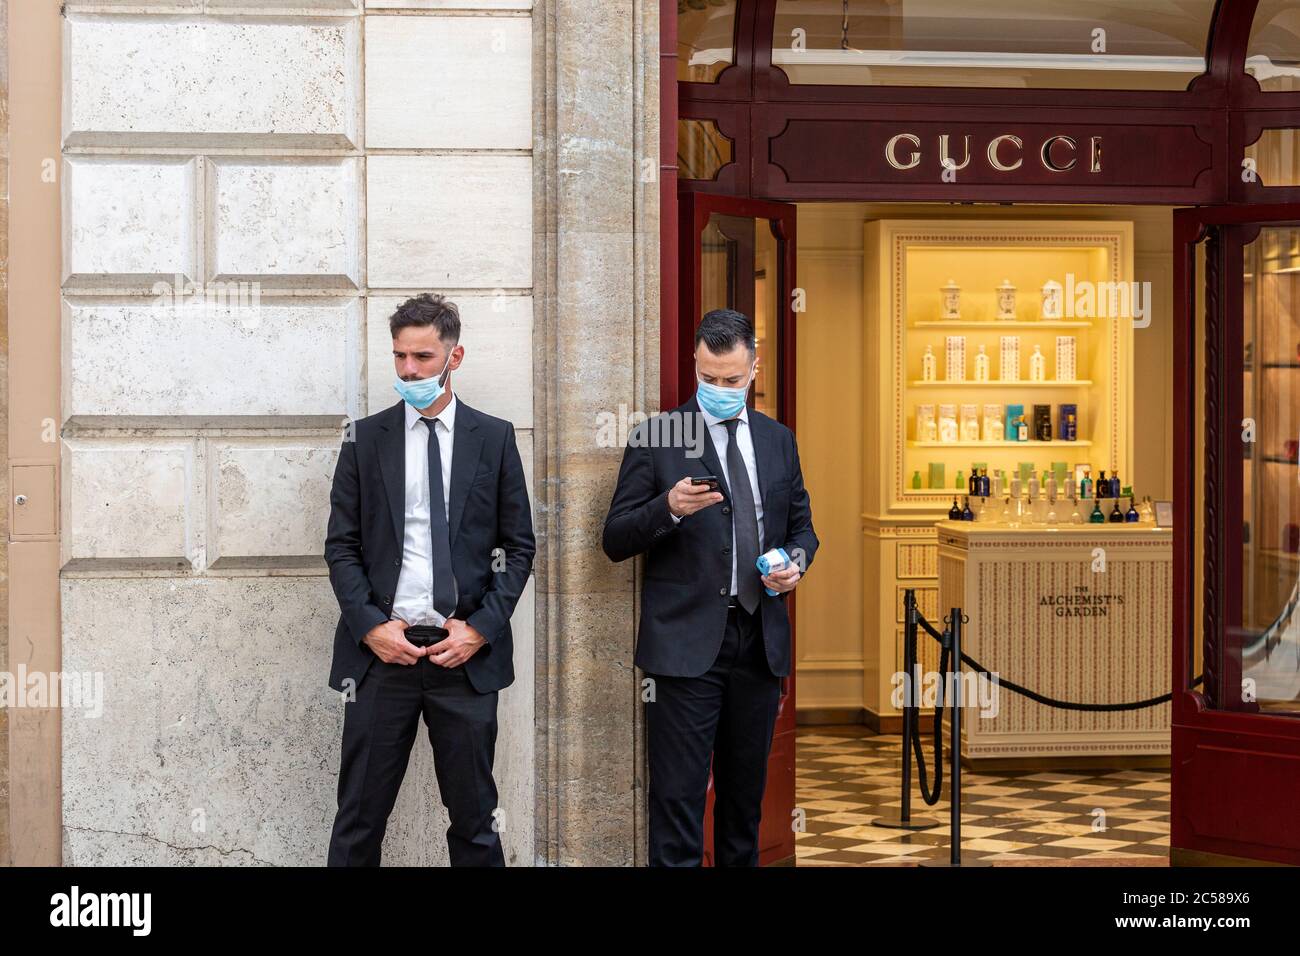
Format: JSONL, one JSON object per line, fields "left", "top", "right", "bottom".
{"left": 602, "top": 308, "right": 819, "bottom": 866}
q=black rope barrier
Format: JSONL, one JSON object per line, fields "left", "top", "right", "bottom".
{"left": 877, "top": 587, "right": 1204, "bottom": 866}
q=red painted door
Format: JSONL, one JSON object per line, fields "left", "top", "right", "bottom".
{"left": 1173, "top": 204, "right": 1300, "bottom": 865}
{"left": 673, "top": 193, "right": 798, "bottom": 865}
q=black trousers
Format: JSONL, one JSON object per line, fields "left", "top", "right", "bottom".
{"left": 327, "top": 634, "right": 504, "bottom": 867}
{"left": 645, "top": 604, "right": 782, "bottom": 867}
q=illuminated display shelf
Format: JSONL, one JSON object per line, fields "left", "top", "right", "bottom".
{"left": 908, "top": 439, "right": 1093, "bottom": 448}
{"left": 864, "top": 219, "right": 1134, "bottom": 515}
{"left": 860, "top": 221, "right": 1135, "bottom": 727}
{"left": 909, "top": 379, "right": 1093, "bottom": 387}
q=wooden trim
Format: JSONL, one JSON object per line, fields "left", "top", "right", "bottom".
{"left": 6, "top": 0, "right": 63, "bottom": 865}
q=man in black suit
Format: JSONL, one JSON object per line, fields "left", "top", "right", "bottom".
{"left": 325, "top": 292, "right": 534, "bottom": 867}
{"left": 603, "top": 308, "right": 818, "bottom": 866}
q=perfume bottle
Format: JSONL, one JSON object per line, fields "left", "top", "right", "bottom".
{"left": 1125, "top": 498, "right": 1140, "bottom": 522}
{"left": 979, "top": 468, "right": 990, "bottom": 498}
{"left": 912, "top": 470, "right": 922, "bottom": 490}
{"left": 1001, "top": 496, "right": 1013, "bottom": 524}
{"left": 922, "top": 346, "right": 937, "bottom": 382}
{"left": 1080, "top": 470, "right": 1093, "bottom": 499}
{"left": 974, "top": 345, "right": 990, "bottom": 381}
{"left": 1090, "top": 499, "right": 1106, "bottom": 523}
{"left": 1096, "top": 470, "right": 1109, "bottom": 498}
{"left": 1107, "top": 497, "right": 1125, "bottom": 523}
{"left": 1069, "top": 496, "right": 1083, "bottom": 524}
{"left": 1029, "top": 345, "right": 1046, "bottom": 382}
{"left": 969, "top": 467, "right": 980, "bottom": 496}
{"left": 1016, "top": 415, "right": 1029, "bottom": 442}
{"left": 1028, "top": 470, "right": 1040, "bottom": 500}
{"left": 949, "top": 497, "right": 962, "bottom": 521}
{"left": 962, "top": 496, "right": 975, "bottom": 521}
{"left": 1140, "top": 495, "right": 1155, "bottom": 524}
{"left": 1110, "top": 474, "right": 1123, "bottom": 498}
{"left": 1045, "top": 469, "right": 1058, "bottom": 501}
{"left": 956, "top": 469, "right": 965, "bottom": 491}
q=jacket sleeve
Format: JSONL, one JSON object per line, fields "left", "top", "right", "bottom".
{"left": 602, "top": 426, "right": 678, "bottom": 563}
{"left": 779, "top": 431, "right": 819, "bottom": 580}
{"left": 466, "top": 424, "right": 536, "bottom": 648}
{"left": 324, "top": 429, "right": 390, "bottom": 646}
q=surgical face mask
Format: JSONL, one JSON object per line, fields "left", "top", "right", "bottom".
{"left": 695, "top": 362, "right": 754, "bottom": 419}
{"left": 393, "top": 350, "right": 453, "bottom": 409}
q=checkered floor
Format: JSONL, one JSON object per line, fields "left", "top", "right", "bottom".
{"left": 796, "top": 726, "right": 1170, "bottom": 866}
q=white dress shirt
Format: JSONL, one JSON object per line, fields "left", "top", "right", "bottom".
{"left": 391, "top": 393, "right": 458, "bottom": 626}
{"left": 670, "top": 404, "right": 764, "bottom": 595}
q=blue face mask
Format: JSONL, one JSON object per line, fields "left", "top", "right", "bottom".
{"left": 696, "top": 364, "right": 754, "bottom": 420}
{"left": 393, "top": 351, "right": 453, "bottom": 409}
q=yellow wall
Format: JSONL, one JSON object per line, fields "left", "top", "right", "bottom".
{"left": 794, "top": 203, "right": 1175, "bottom": 715}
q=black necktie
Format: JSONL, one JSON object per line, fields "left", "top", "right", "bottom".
{"left": 723, "top": 417, "right": 761, "bottom": 614}
{"left": 419, "top": 417, "right": 457, "bottom": 619}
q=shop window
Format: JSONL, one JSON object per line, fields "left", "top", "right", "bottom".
{"left": 1238, "top": 226, "right": 1300, "bottom": 714}
{"left": 1248, "top": 0, "right": 1300, "bottom": 93}
{"left": 1246, "top": 129, "right": 1300, "bottom": 188}
{"left": 678, "top": 0, "right": 737, "bottom": 83}
{"left": 770, "top": 0, "right": 1214, "bottom": 90}
{"left": 678, "top": 118, "right": 733, "bottom": 181}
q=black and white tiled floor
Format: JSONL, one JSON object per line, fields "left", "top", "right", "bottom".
{"left": 796, "top": 726, "right": 1170, "bottom": 866}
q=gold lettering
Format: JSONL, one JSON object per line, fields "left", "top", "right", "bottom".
{"left": 987, "top": 134, "right": 1023, "bottom": 172}
{"left": 885, "top": 133, "right": 922, "bottom": 171}
{"left": 1040, "top": 135, "right": 1078, "bottom": 172}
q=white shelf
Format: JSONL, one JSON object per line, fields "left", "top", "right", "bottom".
{"left": 909, "top": 439, "right": 1092, "bottom": 447}
{"left": 910, "top": 379, "right": 1092, "bottom": 387}
{"left": 912, "top": 320, "right": 1094, "bottom": 329}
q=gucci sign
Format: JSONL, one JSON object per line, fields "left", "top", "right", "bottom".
{"left": 885, "top": 133, "right": 1103, "bottom": 174}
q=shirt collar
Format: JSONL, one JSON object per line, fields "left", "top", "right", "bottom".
{"left": 698, "top": 400, "right": 750, "bottom": 430}
{"left": 405, "top": 391, "right": 458, "bottom": 433}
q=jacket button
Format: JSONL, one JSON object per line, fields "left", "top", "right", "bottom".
{"left": 393, "top": 559, "right": 400, "bottom": 567}
{"left": 719, "top": 587, "right": 726, "bottom": 595}
{"left": 722, "top": 547, "right": 730, "bottom": 554}
{"left": 722, "top": 506, "right": 731, "bottom": 515}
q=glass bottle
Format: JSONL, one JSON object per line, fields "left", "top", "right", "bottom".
{"left": 1089, "top": 499, "right": 1106, "bottom": 523}
{"left": 949, "top": 497, "right": 962, "bottom": 521}
{"left": 1107, "top": 497, "right": 1125, "bottom": 522}
{"left": 961, "top": 496, "right": 975, "bottom": 521}
{"left": 911, "top": 470, "right": 922, "bottom": 490}
{"left": 1069, "top": 496, "right": 1083, "bottom": 524}
{"left": 1125, "top": 498, "right": 1140, "bottom": 522}
{"left": 1080, "top": 469, "right": 1093, "bottom": 499}
{"left": 1096, "top": 470, "right": 1109, "bottom": 498}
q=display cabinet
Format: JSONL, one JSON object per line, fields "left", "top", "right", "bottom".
{"left": 860, "top": 219, "right": 1135, "bottom": 726}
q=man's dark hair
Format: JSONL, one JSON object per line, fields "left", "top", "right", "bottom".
{"left": 390, "top": 292, "right": 461, "bottom": 346}
{"left": 694, "top": 308, "right": 755, "bottom": 357}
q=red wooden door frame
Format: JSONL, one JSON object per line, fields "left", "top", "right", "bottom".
{"left": 1172, "top": 203, "right": 1300, "bottom": 865}
{"left": 674, "top": 192, "right": 799, "bottom": 866}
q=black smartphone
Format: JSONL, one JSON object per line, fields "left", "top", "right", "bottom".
{"left": 691, "top": 475, "right": 720, "bottom": 490}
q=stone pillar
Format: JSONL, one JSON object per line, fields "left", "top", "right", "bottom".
{"left": 533, "top": 0, "right": 659, "bottom": 865}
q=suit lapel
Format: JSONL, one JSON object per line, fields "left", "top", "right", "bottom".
{"left": 376, "top": 400, "right": 408, "bottom": 546}
{"left": 748, "top": 410, "right": 778, "bottom": 504}
{"left": 447, "top": 399, "right": 483, "bottom": 548}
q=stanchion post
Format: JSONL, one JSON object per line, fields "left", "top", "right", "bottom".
{"left": 901, "top": 589, "right": 916, "bottom": 822}
{"left": 949, "top": 609, "right": 962, "bottom": 866}
{"left": 874, "top": 589, "right": 939, "bottom": 831}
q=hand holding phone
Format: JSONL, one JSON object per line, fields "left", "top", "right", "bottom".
{"left": 669, "top": 475, "right": 724, "bottom": 518}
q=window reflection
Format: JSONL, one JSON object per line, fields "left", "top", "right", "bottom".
{"left": 1248, "top": 0, "right": 1300, "bottom": 92}
{"left": 679, "top": 0, "right": 737, "bottom": 84}
{"left": 1240, "top": 226, "right": 1300, "bottom": 715}
{"left": 771, "top": 0, "right": 1214, "bottom": 90}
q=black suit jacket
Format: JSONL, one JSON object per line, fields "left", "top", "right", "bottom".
{"left": 325, "top": 397, "right": 535, "bottom": 695}
{"left": 602, "top": 397, "right": 818, "bottom": 678}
